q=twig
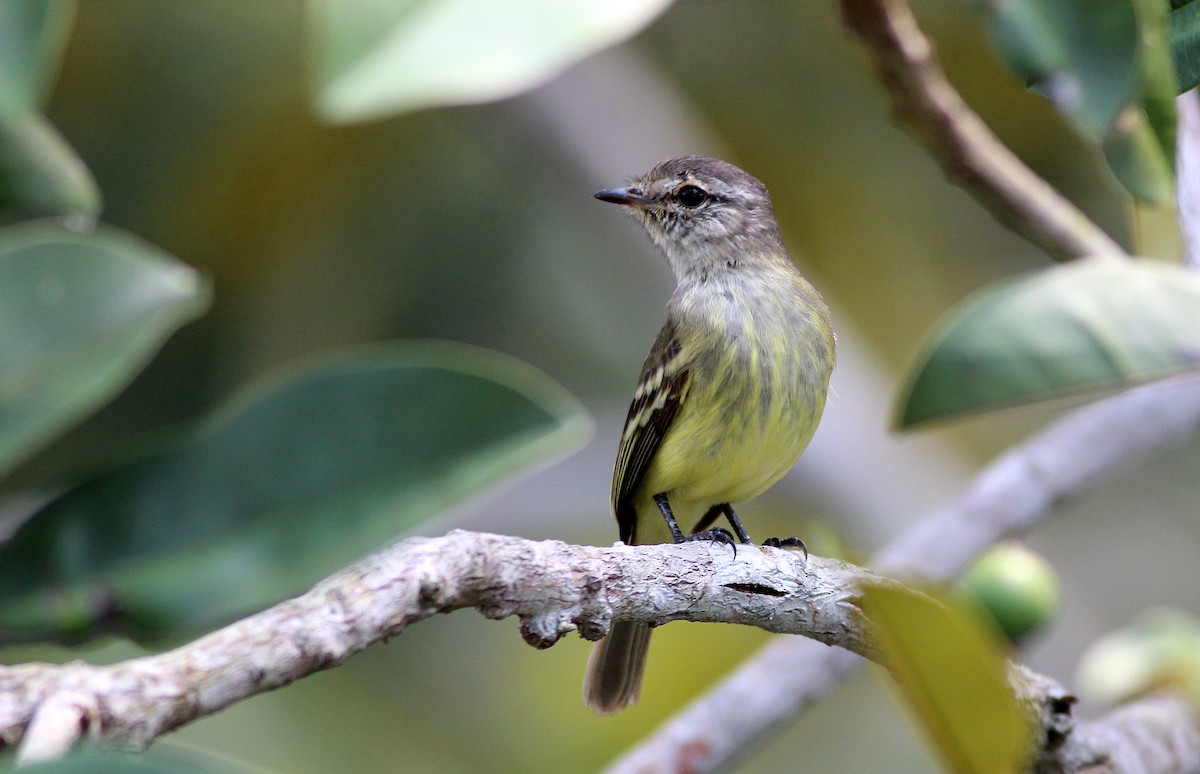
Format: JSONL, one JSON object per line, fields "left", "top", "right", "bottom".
{"left": 839, "top": 0, "right": 1126, "bottom": 262}
{"left": 607, "top": 370, "right": 1200, "bottom": 772}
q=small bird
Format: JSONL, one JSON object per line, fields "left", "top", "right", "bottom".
{"left": 583, "top": 156, "right": 836, "bottom": 715}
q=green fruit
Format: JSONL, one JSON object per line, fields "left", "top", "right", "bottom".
{"left": 960, "top": 543, "right": 1062, "bottom": 642}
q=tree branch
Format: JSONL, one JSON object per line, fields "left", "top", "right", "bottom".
{"left": 0, "top": 532, "right": 877, "bottom": 756}
{"left": 1037, "top": 695, "right": 1200, "bottom": 773}
{"left": 3, "top": 526, "right": 1193, "bottom": 771}
{"left": 838, "top": 0, "right": 1127, "bottom": 262}
{"left": 608, "top": 370, "right": 1200, "bottom": 772}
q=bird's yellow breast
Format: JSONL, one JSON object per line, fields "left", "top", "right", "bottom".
{"left": 632, "top": 267, "right": 833, "bottom": 536}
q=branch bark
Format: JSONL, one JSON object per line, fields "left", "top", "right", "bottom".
{"left": 2, "top": 528, "right": 1194, "bottom": 771}
{"left": 839, "top": 0, "right": 1127, "bottom": 262}
{"left": 0, "top": 533, "right": 879, "bottom": 756}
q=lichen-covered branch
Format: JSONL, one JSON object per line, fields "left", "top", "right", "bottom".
{"left": 0, "top": 532, "right": 878, "bottom": 760}
{"left": 1, "top": 525, "right": 1192, "bottom": 770}
{"left": 839, "top": 0, "right": 1126, "bottom": 261}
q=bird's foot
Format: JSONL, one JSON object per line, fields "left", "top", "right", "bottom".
{"left": 763, "top": 536, "right": 808, "bottom": 559}
{"left": 682, "top": 527, "right": 739, "bottom": 556}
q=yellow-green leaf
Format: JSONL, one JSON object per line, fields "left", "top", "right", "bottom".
{"left": 862, "top": 584, "right": 1030, "bottom": 774}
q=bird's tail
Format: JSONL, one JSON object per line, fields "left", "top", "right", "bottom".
{"left": 583, "top": 621, "right": 652, "bottom": 715}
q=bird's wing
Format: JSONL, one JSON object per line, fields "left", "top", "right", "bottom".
{"left": 611, "top": 326, "right": 691, "bottom": 545}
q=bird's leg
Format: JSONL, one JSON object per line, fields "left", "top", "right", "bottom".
{"left": 653, "top": 493, "right": 687, "bottom": 542}
{"left": 715, "top": 504, "right": 753, "bottom": 544}
{"left": 695, "top": 503, "right": 806, "bottom": 556}
{"left": 692, "top": 505, "right": 721, "bottom": 534}
{"left": 654, "top": 494, "right": 736, "bottom": 550}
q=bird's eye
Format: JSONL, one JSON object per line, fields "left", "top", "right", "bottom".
{"left": 675, "top": 185, "right": 708, "bottom": 208}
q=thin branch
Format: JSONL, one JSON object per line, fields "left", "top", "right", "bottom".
{"left": 608, "top": 370, "right": 1200, "bottom": 772}
{"left": 839, "top": 0, "right": 1127, "bottom": 262}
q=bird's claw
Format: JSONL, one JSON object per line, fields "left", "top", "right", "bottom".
{"left": 763, "top": 536, "right": 808, "bottom": 559}
{"left": 688, "top": 527, "right": 738, "bottom": 556}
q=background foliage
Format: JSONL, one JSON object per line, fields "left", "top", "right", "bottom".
{"left": 3, "top": 0, "right": 1200, "bottom": 771}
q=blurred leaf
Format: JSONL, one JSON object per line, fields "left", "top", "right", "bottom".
{"left": 896, "top": 256, "right": 1200, "bottom": 428}
{"left": 0, "top": 221, "right": 208, "bottom": 480}
{"left": 1170, "top": 0, "right": 1200, "bottom": 91}
{"left": 1117, "top": 0, "right": 1177, "bottom": 204}
{"left": 971, "top": 0, "right": 1135, "bottom": 134}
{"left": 861, "top": 584, "right": 1029, "bottom": 773}
{"left": 0, "top": 342, "right": 591, "bottom": 643}
{"left": 1076, "top": 608, "right": 1200, "bottom": 707}
{"left": 310, "top": 0, "right": 674, "bottom": 122}
{"left": 968, "top": 0, "right": 1175, "bottom": 202}
{"left": 0, "top": 0, "right": 76, "bottom": 115}
{"left": 0, "top": 111, "right": 101, "bottom": 222}
{"left": 1101, "top": 105, "right": 1174, "bottom": 204}
{"left": 0, "top": 3, "right": 94, "bottom": 220}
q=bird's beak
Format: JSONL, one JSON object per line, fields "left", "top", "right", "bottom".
{"left": 594, "top": 186, "right": 647, "bottom": 206}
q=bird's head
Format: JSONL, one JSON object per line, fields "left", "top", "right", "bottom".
{"left": 594, "top": 156, "right": 786, "bottom": 280}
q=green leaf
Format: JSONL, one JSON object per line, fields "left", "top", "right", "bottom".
{"left": 310, "top": 0, "right": 674, "bottom": 123}
{"left": 896, "top": 256, "right": 1200, "bottom": 428}
{"left": 0, "top": 0, "right": 76, "bottom": 115}
{"left": 968, "top": 0, "right": 1175, "bottom": 203}
{"left": 1116, "top": 0, "right": 1177, "bottom": 204}
{"left": 0, "top": 221, "right": 209, "bottom": 479}
{"left": 0, "top": 2, "right": 98, "bottom": 220}
{"left": 1170, "top": 0, "right": 1200, "bottom": 91}
{"left": 0, "top": 111, "right": 101, "bottom": 221}
{"left": 0, "top": 342, "right": 591, "bottom": 643}
{"left": 972, "top": 0, "right": 1136, "bottom": 135}
{"left": 861, "top": 584, "right": 1030, "bottom": 774}
{"left": 1101, "top": 105, "right": 1176, "bottom": 205}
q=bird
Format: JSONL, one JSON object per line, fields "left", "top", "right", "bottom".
{"left": 583, "top": 156, "right": 836, "bottom": 715}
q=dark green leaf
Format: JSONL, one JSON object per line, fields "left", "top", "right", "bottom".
{"left": 896, "top": 256, "right": 1200, "bottom": 428}
{"left": 0, "top": 111, "right": 101, "bottom": 221}
{"left": 0, "top": 0, "right": 76, "bottom": 115}
{"left": 969, "top": 0, "right": 1175, "bottom": 202}
{"left": 1170, "top": 0, "right": 1200, "bottom": 91}
{"left": 0, "top": 221, "right": 209, "bottom": 479}
{"left": 973, "top": 0, "right": 1137, "bottom": 135}
{"left": 309, "top": 0, "right": 674, "bottom": 122}
{"left": 0, "top": 342, "right": 590, "bottom": 643}
{"left": 861, "top": 584, "right": 1029, "bottom": 773}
